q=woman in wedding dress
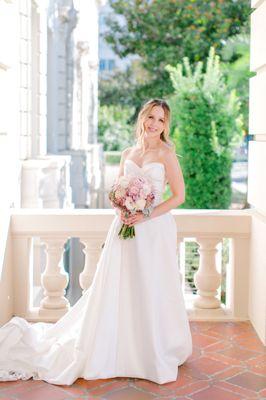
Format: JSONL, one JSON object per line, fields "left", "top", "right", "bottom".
{"left": 0, "top": 98, "right": 192, "bottom": 385}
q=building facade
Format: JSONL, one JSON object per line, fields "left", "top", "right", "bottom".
{"left": 0, "top": 0, "right": 106, "bottom": 211}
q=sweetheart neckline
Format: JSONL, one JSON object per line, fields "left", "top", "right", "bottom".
{"left": 125, "top": 159, "right": 165, "bottom": 170}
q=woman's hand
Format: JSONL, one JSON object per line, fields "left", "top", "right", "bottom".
{"left": 121, "top": 211, "right": 145, "bottom": 226}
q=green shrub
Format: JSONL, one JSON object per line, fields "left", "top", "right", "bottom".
{"left": 166, "top": 47, "right": 244, "bottom": 209}
{"left": 104, "top": 151, "right": 122, "bottom": 165}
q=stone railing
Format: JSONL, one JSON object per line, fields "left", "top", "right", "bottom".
{"left": 0, "top": 209, "right": 251, "bottom": 324}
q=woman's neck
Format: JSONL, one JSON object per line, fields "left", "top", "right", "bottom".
{"left": 144, "top": 135, "right": 162, "bottom": 150}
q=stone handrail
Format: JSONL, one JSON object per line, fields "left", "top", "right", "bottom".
{"left": 1, "top": 208, "right": 251, "bottom": 324}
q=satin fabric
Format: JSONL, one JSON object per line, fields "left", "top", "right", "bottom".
{"left": 0, "top": 159, "right": 192, "bottom": 385}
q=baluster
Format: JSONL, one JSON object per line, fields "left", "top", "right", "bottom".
{"left": 79, "top": 236, "right": 103, "bottom": 293}
{"left": 194, "top": 237, "right": 222, "bottom": 309}
{"left": 39, "top": 237, "right": 70, "bottom": 318}
{"left": 176, "top": 237, "right": 183, "bottom": 285}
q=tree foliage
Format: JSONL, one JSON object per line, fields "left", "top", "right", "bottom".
{"left": 166, "top": 48, "right": 244, "bottom": 209}
{"left": 99, "top": 60, "right": 150, "bottom": 120}
{"left": 221, "top": 31, "right": 254, "bottom": 134}
{"left": 98, "top": 105, "right": 135, "bottom": 151}
{"left": 103, "top": 0, "right": 250, "bottom": 106}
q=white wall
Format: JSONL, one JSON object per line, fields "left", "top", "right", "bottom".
{"left": 0, "top": 0, "right": 28, "bottom": 323}
{"left": 0, "top": 214, "right": 13, "bottom": 325}
{"left": 247, "top": 0, "right": 266, "bottom": 345}
{"left": 0, "top": 0, "right": 49, "bottom": 210}
{"left": 0, "top": 0, "right": 58, "bottom": 324}
{"left": 0, "top": 1, "right": 21, "bottom": 209}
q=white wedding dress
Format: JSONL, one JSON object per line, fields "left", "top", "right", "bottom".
{"left": 0, "top": 159, "right": 192, "bottom": 385}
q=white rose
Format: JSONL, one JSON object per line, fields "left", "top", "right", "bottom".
{"left": 119, "top": 176, "right": 130, "bottom": 188}
{"left": 115, "top": 187, "right": 126, "bottom": 199}
{"left": 135, "top": 198, "right": 146, "bottom": 210}
{"left": 125, "top": 197, "right": 135, "bottom": 211}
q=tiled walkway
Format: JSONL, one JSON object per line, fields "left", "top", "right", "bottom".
{"left": 0, "top": 321, "right": 265, "bottom": 400}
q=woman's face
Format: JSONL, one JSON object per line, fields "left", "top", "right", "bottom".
{"left": 143, "top": 106, "right": 165, "bottom": 138}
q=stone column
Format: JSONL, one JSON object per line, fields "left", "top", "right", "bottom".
{"left": 79, "top": 235, "right": 104, "bottom": 293}
{"left": 194, "top": 237, "right": 222, "bottom": 309}
{"left": 176, "top": 237, "right": 183, "bottom": 286}
{"left": 39, "top": 237, "right": 70, "bottom": 318}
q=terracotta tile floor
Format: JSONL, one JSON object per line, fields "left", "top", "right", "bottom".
{"left": 0, "top": 321, "right": 265, "bottom": 400}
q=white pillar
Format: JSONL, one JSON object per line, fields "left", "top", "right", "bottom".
{"left": 40, "top": 156, "right": 73, "bottom": 208}
{"left": 226, "top": 237, "right": 250, "bottom": 318}
{"left": 247, "top": 0, "right": 266, "bottom": 345}
{"left": 194, "top": 237, "right": 222, "bottom": 309}
{"left": 21, "top": 160, "right": 44, "bottom": 207}
{"left": 79, "top": 236, "right": 103, "bottom": 293}
{"left": 31, "top": 0, "right": 48, "bottom": 158}
{"left": 39, "top": 237, "right": 70, "bottom": 318}
{"left": 176, "top": 237, "right": 183, "bottom": 285}
{"left": 13, "top": 236, "right": 33, "bottom": 318}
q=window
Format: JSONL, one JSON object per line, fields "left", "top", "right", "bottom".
{"left": 108, "top": 60, "right": 115, "bottom": 70}
{"left": 99, "top": 59, "right": 115, "bottom": 72}
{"left": 99, "top": 14, "right": 106, "bottom": 27}
{"left": 99, "top": 59, "right": 106, "bottom": 71}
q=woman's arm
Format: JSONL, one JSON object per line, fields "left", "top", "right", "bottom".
{"left": 117, "top": 147, "right": 132, "bottom": 179}
{"left": 150, "top": 149, "right": 185, "bottom": 219}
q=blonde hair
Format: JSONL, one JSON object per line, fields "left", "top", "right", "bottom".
{"left": 134, "top": 98, "right": 175, "bottom": 155}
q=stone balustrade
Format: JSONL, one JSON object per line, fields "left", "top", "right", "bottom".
{"left": 0, "top": 209, "right": 251, "bottom": 324}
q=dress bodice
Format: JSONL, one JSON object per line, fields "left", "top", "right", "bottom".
{"left": 124, "top": 159, "right": 166, "bottom": 206}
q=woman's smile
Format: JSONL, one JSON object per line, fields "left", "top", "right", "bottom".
{"left": 144, "top": 105, "right": 166, "bottom": 136}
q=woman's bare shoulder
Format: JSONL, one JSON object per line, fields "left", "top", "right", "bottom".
{"left": 121, "top": 146, "right": 133, "bottom": 158}
{"left": 121, "top": 145, "right": 139, "bottom": 158}
{"left": 159, "top": 142, "right": 176, "bottom": 158}
{"left": 160, "top": 142, "right": 182, "bottom": 160}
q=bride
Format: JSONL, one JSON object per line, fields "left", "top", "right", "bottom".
{"left": 0, "top": 98, "right": 192, "bottom": 385}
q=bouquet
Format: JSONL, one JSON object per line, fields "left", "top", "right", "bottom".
{"left": 109, "top": 175, "right": 155, "bottom": 239}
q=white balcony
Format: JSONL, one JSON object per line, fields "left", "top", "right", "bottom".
{"left": 1, "top": 208, "right": 260, "bottom": 342}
